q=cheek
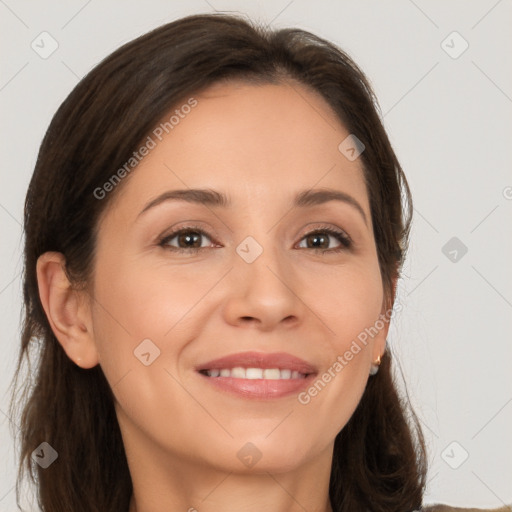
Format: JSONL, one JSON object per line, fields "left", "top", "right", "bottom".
{"left": 89, "top": 255, "right": 227, "bottom": 404}
{"left": 296, "top": 261, "right": 384, "bottom": 429}
{"left": 89, "top": 261, "right": 200, "bottom": 443}
{"left": 307, "top": 257, "right": 384, "bottom": 347}
{"left": 91, "top": 258, "right": 208, "bottom": 349}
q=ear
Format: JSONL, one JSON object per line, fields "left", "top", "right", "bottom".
{"left": 372, "top": 274, "right": 399, "bottom": 361}
{"left": 36, "top": 252, "right": 99, "bottom": 369}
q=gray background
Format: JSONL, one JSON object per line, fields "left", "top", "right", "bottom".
{"left": 1, "top": 0, "right": 511, "bottom": 510}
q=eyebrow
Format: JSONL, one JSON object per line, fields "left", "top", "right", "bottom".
{"left": 137, "top": 187, "right": 368, "bottom": 225}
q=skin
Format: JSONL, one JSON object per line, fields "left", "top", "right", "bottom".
{"left": 37, "top": 80, "right": 394, "bottom": 512}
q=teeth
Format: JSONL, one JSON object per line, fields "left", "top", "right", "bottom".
{"left": 230, "top": 367, "right": 246, "bottom": 378}
{"left": 204, "top": 367, "right": 307, "bottom": 379}
{"left": 281, "top": 369, "right": 292, "bottom": 379}
{"left": 263, "top": 368, "right": 281, "bottom": 380}
{"left": 245, "top": 368, "right": 263, "bottom": 379}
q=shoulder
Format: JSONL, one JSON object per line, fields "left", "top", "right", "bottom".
{"left": 422, "top": 505, "right": 512, "bottom": 512}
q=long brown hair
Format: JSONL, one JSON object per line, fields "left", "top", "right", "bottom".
{"left": 10, "top": 12, "right": 427, "bottom": 511}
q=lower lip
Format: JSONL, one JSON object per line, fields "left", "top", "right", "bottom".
{"left": 197, "top": 372, "right": 316, "bottom": 400}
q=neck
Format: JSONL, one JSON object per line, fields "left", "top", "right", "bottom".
{"left": 125, "top": 434, "right": 334, "bottom": 512}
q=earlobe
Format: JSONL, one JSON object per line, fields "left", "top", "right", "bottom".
{"left": 36, "top": 252, "right": 99, "bottom": 369}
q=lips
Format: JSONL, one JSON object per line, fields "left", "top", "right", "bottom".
{"left": 195, "top": 351, "right": 318, "bottom": 399}
{"left": 196, "top": 351, "right": 318, "bottom": 376}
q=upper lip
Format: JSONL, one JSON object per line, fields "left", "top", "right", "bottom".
{"left": 196, "top": 351, "right": 318, "bottom": 375}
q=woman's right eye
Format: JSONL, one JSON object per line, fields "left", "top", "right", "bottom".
{"left": 158, "top": 228, "right": 216, "bottom": 253}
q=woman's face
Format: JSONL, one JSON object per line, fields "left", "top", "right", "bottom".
{"left": 88, "top": 80, "right": 390, "bottom": 474}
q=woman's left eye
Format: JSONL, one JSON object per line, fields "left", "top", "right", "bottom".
{"left": 158, "top": 226, "right": 352, "bottom": 254}
{"left": 296, "top": 228, "right": 352, "bottom": 252}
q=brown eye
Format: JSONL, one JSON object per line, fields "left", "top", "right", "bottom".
{"left": 175, "top": 231, "right": 203, "bottom": 248}
{"left": 159, "top": 228, "right": 215, "bottom": 252}
{"left": 304, "top": 232, "right": 330, "bottom": 249}
{"left": 297, "top": 228, "right": 352, "bottom": 252}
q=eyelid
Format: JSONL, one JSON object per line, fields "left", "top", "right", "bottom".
{"left": 295, "top": 227, "right": 353, "bottom": 253}
{"left": 296, "top": 223, "right": 353, "bottom": 246}
{"left": 158, "top": 224, "right": 218, "bottom": 251}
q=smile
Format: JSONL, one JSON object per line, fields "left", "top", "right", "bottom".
{"left": 195, "top": 351, "right": 318, "bottom": 399}
{"left": 200, "top": 367, "right": 308, "bottom": 379}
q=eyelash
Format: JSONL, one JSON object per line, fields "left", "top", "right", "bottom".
{"left": 158, "top": 224, "right": 353, "bottom": 254}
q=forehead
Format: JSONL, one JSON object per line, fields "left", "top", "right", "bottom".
{"left": 101, "top": 81, "right": 370, "bottom": 219}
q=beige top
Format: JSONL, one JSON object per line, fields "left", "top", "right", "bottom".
{"left": 423, "top": 505, "right": 512, "bottom": 512}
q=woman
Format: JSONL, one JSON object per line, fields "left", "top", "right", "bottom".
{"left": 9, "top": 12, "right": 508, "bottom": 512}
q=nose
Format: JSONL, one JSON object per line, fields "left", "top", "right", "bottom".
{"left": 222, "top": 240, "right": 305, "bottom": 331}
